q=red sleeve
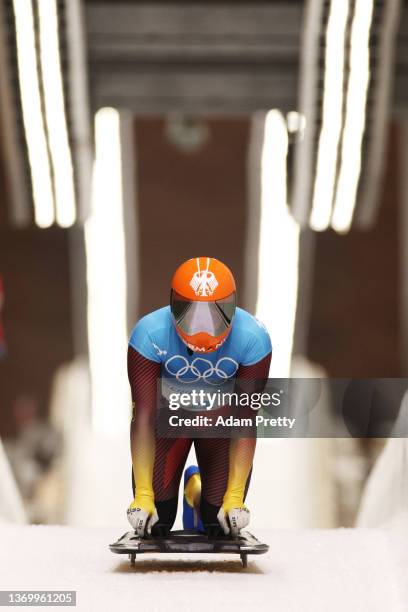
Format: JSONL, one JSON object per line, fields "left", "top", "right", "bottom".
{"left": 236, "top": 352, "right": 271, "bottom": 384}
{"left": 127, "top": 345, "right": 161, "bottom": 420}
{"left": 233, "top": 352, "right": 271, "bottom": 422}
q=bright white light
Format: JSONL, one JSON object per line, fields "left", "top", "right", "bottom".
{"left": 85, "top": 108, "right": 130, "bottom": 436}
{"left": 13, "top": 0, "right": 54, "bottom": 228}
{"left": 256, "top": 110, "right": 300, "bottom": 377}
{"left": 37, "top": 0, "right": 76, "bottom": 228}
{"left": 286, "top": 111, "right": 306, "bottom": 136}
{"left": 332, "top": 0, "right": 374, "bottom": 233}
{"left": 310, "top": 0, "right": 349, "bottom": 231}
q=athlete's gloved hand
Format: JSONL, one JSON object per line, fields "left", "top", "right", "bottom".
{"left": 127, "top": 494, "right": 159, "bottom": 536}
{"left": 217, "top": 499, "right": 250, "bottom": 536}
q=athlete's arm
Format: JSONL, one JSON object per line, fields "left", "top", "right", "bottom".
{"left": 127, "top": 345, "right": 161, "bottom": 535}
{"left": 218, "top": 352, "right": 271, "bottom": 534}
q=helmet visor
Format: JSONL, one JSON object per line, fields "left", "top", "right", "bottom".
{"left": 171, "top": 290, "right": 236, "bottom": 337}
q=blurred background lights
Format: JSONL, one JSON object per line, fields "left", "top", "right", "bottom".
{"left": 85, "top": 108, "right": 130, "bottom": 436}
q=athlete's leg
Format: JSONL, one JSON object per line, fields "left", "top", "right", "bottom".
{"left": 132, "top": 436, "right": 192, "bottom": 534}
{"left": 194, "top": 438, "right": 252, "bottom": 535}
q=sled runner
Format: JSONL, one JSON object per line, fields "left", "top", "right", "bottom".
{"left": 109, "top": 529, "right": 268, "bottom": 568}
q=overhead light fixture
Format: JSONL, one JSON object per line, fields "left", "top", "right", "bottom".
{"left": 310, "top": 0, "right": 349, "bottom": 231}
{"left": 165, "top": 114, "right": 210, "bottom": 153}
{"left": 331, "top": 0, "right": 374, "bottom": 233}
{"left": 37, "top": 0, "right": 76, "bottom": 228}
{"left": 12, "top": 0, "right": 54, "bottom": 228}
{"left": 256, "top": 110, "right": 299, "bottom": 377}
{"left": 286, "top": 111, "right": 306, "bottom": 142}
{"left": 85, "top": 108, "right": 130, "bottom": 436}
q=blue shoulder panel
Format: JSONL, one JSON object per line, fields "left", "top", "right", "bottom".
{"left": 128, "top": 306, "right": 170, "bottom": 363}
{"left": 230, "top": 308, "right": 272, "bottom": 366}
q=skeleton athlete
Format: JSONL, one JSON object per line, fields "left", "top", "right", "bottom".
{"left": 127, "top": 257, "right": 272, "bottom": 537}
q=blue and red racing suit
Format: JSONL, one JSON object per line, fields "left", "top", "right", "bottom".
{"left": 128, "top": 305, "right": 272, "bottom": 532}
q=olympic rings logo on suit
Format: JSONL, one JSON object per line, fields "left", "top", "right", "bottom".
{"left": 164, "top": 355, "right": 239, "bottom": 384}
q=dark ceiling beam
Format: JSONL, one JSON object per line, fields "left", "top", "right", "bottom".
{"left": 85, "top": 1, "right": 408, "bottom": 116}
{"left": 84, "top": 2, "right": 302, "bottom": 113}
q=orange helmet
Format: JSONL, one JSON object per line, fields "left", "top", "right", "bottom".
{"left": 170, "top": 257, "right": 237, "bottom": 353}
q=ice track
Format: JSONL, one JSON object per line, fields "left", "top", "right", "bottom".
{"left": 1, "top": 523, "right": 407, "bottom": 612}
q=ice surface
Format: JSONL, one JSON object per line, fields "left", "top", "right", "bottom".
{"left": 0, "top": 523, "right": 407, "bottom": 612}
